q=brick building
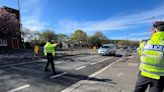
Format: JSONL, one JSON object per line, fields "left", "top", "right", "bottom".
{"left": 0, "top": 6, "right": 21, "bottom": 49}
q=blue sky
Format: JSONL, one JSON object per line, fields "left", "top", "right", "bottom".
{"left": 1, "top": 0, "right": 164, "bottom": 41}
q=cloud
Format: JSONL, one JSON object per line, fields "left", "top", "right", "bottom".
{"left": 58, "top": 4, "right": 164, "bottom": 33}
{"left": 21, "top": 0, "right": 49, "bottom": 31}
{"left": 22, "top": 19, "right": 49, "bottom": 31}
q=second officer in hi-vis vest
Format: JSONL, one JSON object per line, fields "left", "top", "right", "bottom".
{"left": 134, "top": 21, "right": 164, "bottom": 92}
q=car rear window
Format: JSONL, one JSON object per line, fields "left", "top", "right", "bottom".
{"left": 101, "top": 46, "right": 111, "bottom": 48}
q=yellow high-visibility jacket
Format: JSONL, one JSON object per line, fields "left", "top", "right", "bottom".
{"left": 140, "top": 32, "right": 164, "bottom": 79}
{"left": 44, "top": 42, "right": 57, "bottom": 56}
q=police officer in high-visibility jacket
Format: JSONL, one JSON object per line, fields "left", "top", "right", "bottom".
{"left": 44, "top": 40, "right": 58, "bottom": 74}
{"left": 134, "top": 21, "right": 164, "bottom": 92}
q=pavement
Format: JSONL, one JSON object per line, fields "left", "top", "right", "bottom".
{"left": 61, "top": 52, "right": 140, "bottom": 92}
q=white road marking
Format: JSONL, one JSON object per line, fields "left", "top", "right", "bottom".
{"left": 50, "top": 72, "right": 67, "bottom": 79}
{"left": 7, "top": 84, "right": 30, "bottom": 92}
{"left": 91, "top": 62, "right": 97, "bottom": 65}
{"left": 55, "top": 62, "right": 63, "bottom": 64}
{"left": 0, "top": 62, "right": 34, "bottom": 68}
{"left": 61, "top": 58, "right": 123, "bottom": 92}
{"left": 77, "top": 55, "right": 99, "bottom": 60}
{"left": 0, "top": 59, "right": 63, "bottom": 68}
{"left": 97, "top": 57, "right": 113, "bottom": 63}
{"left": 75, "top": 66, "right": 86, "bottom": 70}
{"left": 89, "top": 58, "right": 122, "bottom": 77}
{"left": 90, "top": 57, "right": 113, "bottom": 65}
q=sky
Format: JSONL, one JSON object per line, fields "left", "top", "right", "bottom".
{"left": 0, "top": 0, "right": 164, "bottom": 41}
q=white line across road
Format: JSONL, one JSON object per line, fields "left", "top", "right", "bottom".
{"left": 75, "top": 66, "right": 86, "bottom": 70}
{"left": 0, "top": 59, "right": 63, "bottom": 68}
{"left": 7, "top": 84, "right": 30, "bottom": 92}
{"left": 90, "top": 57, "right": 113, "bottom": 65}
{"left": 61, "top": 58, "right": 123, "bottom": 92}
{"left": 0, "top": 62, "right": 34, "bottom": 68}
{"left": 50, "top": 72, "right": 68, "bottom": 79}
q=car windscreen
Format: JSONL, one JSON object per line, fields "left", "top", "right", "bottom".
{"left": 101, "top": 46, "right": 111, "bottom": 48}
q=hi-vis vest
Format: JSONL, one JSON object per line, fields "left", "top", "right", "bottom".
{"left": 44, "top": 42, "right": 56, "bottom": 56}
{"left": 140, "top": 32, "right": 164, "bottom": 80}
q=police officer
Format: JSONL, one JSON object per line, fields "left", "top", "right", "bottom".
{"left": 134, "top": 21, "right": 164, "bottom": 92}
{"left": 44, "top": 40, "right": 58, "bottom": 74}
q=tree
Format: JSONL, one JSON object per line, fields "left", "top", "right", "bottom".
{"left": 71, "top": 30, "right": 88, "bottom": 46}
{"left": 57, "top": 34, "right": 69, "bottom": 42}
{"left": 21, "top": 28, "right": 36, "bottom": 42}
{"left": 117, "top": 40, "right": 127, "bottom": 46}
{"left": 0, "top": 8, "right": 19, "bottom": 36}
{"left": 38, "top": 29, "right": 57, "bottom": 42}
{"left": 88, "top": 31, "right": 108, "bottom": 48}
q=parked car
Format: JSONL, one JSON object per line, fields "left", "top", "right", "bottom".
{"left": 98, "top": 45, "right": 116, "bottom": 56}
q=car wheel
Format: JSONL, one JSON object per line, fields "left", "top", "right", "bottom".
{"left": 107, "top": 52, "right": 110, "bottom": 56}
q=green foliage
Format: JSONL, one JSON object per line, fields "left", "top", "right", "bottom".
{"left": 38, "top": 29, "right": 57, "bottom": 42}
{"left": 71, "top": 30, "right": 88, "bottom": 45}
{"left": 21, "top": 28, "right": 139, "bottom": 48}
{"left": 88, "top": 31, "right": 108, "bottom": 48}
{"left": 117, "top": 40, "right": 139, "bottom": 47}
{"left": 57, "top": 33, "right": 69, "bottom": 42}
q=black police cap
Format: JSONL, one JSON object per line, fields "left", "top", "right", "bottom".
{"left": 153, "top": 21, "right": 164, "bottom": 31}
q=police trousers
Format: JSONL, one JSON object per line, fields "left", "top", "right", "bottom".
{"left": 45, "top": 53, "right": 55, "bottom": 73}
{"left": 134, "top": 72, "right": 164, "bottom": 92}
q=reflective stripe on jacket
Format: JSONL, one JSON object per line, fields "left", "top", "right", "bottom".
{"left": 140, "top": 32, "right": 164, "bottom": 79}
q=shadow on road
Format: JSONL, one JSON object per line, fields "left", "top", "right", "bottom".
{"left": 63, "top": 72, "right": 117, "bottom": 84}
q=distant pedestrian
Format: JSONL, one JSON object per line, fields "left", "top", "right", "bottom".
{"left": 34, "top": 45, "right": 39, "bottom": 56}
{"left": 44, "top": 40, "right": 58, "bottom": 74}
{"left": 134, "top": 21, "right": 164, "bottom": 92}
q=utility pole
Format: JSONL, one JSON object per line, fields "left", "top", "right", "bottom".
{"left": 17, "top": 0, "right": 21, "bottom": 27}
{"left": 16, "top": 0, "right": 25, "bottom": 48}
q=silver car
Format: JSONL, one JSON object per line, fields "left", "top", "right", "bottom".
{"left": 98, "top": 45, "right": 116, "bottom": 56}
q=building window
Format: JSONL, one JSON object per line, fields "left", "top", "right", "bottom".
{"left": 0, "top": 38, "right": 8, "bottom": 46}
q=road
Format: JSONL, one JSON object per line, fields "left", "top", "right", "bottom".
{"left": 0, "top": 52, "right": 122, "bottom": 92}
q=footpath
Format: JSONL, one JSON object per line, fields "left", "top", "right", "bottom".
{"left": 62, "top": 52, "right": 141, "bottom": 92}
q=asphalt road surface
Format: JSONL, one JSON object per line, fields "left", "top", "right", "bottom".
{"left": 0, "top": 53, "right": 122, "bottom": 92}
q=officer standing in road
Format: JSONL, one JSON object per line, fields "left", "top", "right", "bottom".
{"left": 44, "top": 40, "right": 58, "bottom": 74}
{"left": 134, "top": 21, "right": 164, "bottom": 92}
